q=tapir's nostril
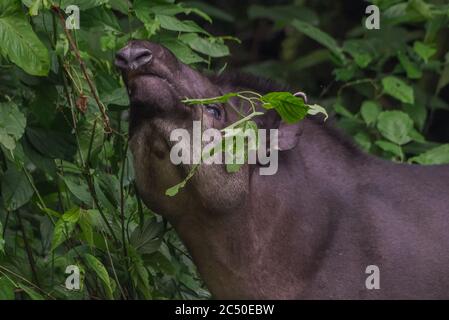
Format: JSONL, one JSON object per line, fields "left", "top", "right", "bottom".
{"left": 115, "top": 47, "right": 153, "bottom": 71}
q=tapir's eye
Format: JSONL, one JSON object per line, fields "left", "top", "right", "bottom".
{"left": 205, "top": 104, "right": 222, "bottom": 120}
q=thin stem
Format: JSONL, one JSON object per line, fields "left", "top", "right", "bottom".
{"left": 16, "top": 211, "right": 40, "bottom": 287}
{"left": 52, "top": 6, "right": 111, "bottom": 133}
{"left": 102, "top": 232, "right": 126, "bottom": 299}
{"left": 220, "top": 111, "right": 264, "bottom": 131}
{"left": 0, "top": 266, "right": 55, "bottom": 300}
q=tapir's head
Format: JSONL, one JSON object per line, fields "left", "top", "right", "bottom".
{"left": 115, "top": 41, "right": 301, "bottom": 221}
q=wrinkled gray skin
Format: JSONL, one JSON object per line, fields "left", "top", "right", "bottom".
{"left": 116, "top": 40, "right": 449, "bottom": 299}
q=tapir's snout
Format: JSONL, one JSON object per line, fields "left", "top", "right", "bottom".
{"left": 115, "top": 44, "right": 153, "bottom": 71}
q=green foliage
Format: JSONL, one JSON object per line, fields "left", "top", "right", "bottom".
{"left": 0, "top": 0, "right": 221, "bottom": 300}
{"left": 0, "top": 0, "right": 448, "bottom": 300}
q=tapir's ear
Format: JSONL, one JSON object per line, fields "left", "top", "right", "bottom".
{"left": 278, "top": 122, "right": 303, "bottom": 151}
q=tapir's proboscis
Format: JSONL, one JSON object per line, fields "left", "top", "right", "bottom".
{"left": 115, "top": 40, "right": 449, "bottom": 299}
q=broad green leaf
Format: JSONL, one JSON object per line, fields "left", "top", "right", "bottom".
{"left": 361, "top": 101, "right": 381, "bottom": 126}
{"left": 84, "top": 254, "right": 114, "bottom": 299}
{"left": 343, "top": 40, "right": 373, "bottom": 68}
{"left": 1, "top": 165, "right": 34, "bottom": 211}
{"left": 58, "top": 0, "right": 109, "bottom": 10}
{"left": 409, "top": 128, "right": 426, "bottom": 143}
{"left": 375, "top": 140, "right": 404, "bottom": 160}
{"left": 128, "top": 246, "right": 151, "bottom": 299}
{"left": 403, "top": 102, "right": 427, "bottom": 131}
{"left": 377, "top": 111, "right": 414, "bottom": 145}
{"left": 79, "top": 213, "right": 94, "bottom": 247}
{"left": 148, "top": 3, "right": 211, "bottom": 23}
{"left": 0, "top": 277, "right": 15, "bottom": 299}
{"left": 413, "top": 41, "right": 437, "bottom": 63}
{"left": 130, "top": 218, "right": 163, "bottom": 254}
{"left": 382, "top": 76, "right": 415, "bottom": 104}
{"left": 0, "top": 0, "right": 50, "bottom": 76}
{"left": 397, "top": 51, "right": 422, "bottom": 79}
{"left": 160, "top": 38, "right": 206, "bottom": 64}
{"left": 261, "top": 92, "right": 309, "bottom": 124}
{"left": 26, "top": 128, "right": 77, "bottom": 160}
{"left": 408, "top": 0, "right": 433, "bottom": 20}
{"left": 51, "top": 207, "right": 80, "bottom": 251}
{"left": 157, "top": 15, "right": 207, "bottom": 34}
{"left": 29, "top": 0, "right": 42, "bottom": 16}
{"left": 180, "top": 33, "right": 229, "bottom": 58}
{"left": 291, "top": 19, "right": 346, "bottom": 65}
{"left": 354, "top": 132, "right": 371, "bottom": 152}
{"left": 0, "top": 102, "right": 26, "bottom": 151}
{"left": 63, "top": 176, "right": 93, "bottom": 205}
{"left": 409, "top": 144, "right": 449, "bottom": 165}
{"left": 101, "top": 87, "right": 130, "bottom": 107}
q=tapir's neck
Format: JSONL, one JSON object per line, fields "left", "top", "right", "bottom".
{"left": 172, "top": 119, "right": 376, "bottom": 299}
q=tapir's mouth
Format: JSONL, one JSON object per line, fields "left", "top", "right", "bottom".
{"left": 125, "top": 71, "right": 192, "bottom": 120}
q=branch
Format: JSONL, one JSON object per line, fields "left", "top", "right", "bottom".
{"left": 52, "top": 5, "right": 112, "bottom": 133}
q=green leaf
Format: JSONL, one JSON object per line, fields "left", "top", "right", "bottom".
{"left": 157, "top": 15, "right": 207, "bottom": 34}
{"left": 165, "top": 165, "right": 199, "bottom": 197}
{"left": 58, "top": 0, "right": 109, "bottom": 10}
{"left": 409, "top": 144, "right": 449, "bottom": 165}
{"left": 160, "top": 38, "right": 206, "bottom": 64}
{"left": 354, "top": 132, "right": 372, "bottom": 152}
{"left": 180, "top": 33, "right": 229, "bottom": 58}
{"left": 307, "top": 104, "right": 328, "bottom": 120}
{"left": 291, "top": 19, "right": 346, "bottom": 65}
{"left": 29, "top": 0, "right": 42, "bottom": 16}
{"left": 360, "top": 101, "right": 381, "bottom": 126}
{"left": 84, "top": 254, "right": 114, "bottom": 299}
{"left": 375, "top": 140, "right": 404, "bottom": 160}
{"left": 413, "top": 41, "right": 437, "bottom": 63}
{"left": 437, "top": 60, "right": 449, "bottom": 94}
{"left": 376, "top": 111, "right": 414, "bottom": 145}
{"left": 343, "top": 40, "right": 373, "bottom": 68}
{"left": 0, "top": 102, "right": 26, "bottom": 151}
{"left": 382, "top": 76, "right": 415, "bottom": 104}
{"left": 0, "top": 277, "right": 15, "bottom": 299}
{"left": 261, "top": 92, "right": 309, "bottom": 124}
{"left": 128, "top": 246, "right": 151, "bottom": 299}
{"left": 0, "top": 0, "right": 50, "bottom": 76}
{"left": 17, "top": 284, "right": 44, "bottom": 300}
{"left": 1, "top": 165, "right": 34, "bottom": 211}
{"left": 333, "top": 101, "right": 356, "bottom": 119}
{"left": 63, "top": 176, "right": 93, "bottom": 205}
{"left": 51, "top": 207, "right": 80, "bottom": 251}
{"left": 397, "top": 51, "right": 422, "bottom": 79}
{"left": 79, "top": 212, "right": 94, "bottom": 247}
{"left": 130, "top": 218, "right": 163, "bottom": 255}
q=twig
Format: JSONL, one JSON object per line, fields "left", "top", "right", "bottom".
{"left": 16, "top": 210, "right": 40, "bottom": 288}
{"left": 52, "top": 5, "right": 111, "bottom": 133}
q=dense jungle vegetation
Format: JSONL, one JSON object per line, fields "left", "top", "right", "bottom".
{"left": 0, "top": 0, "right": 448, "bottom": 299}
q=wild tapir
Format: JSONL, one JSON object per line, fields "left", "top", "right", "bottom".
{"left": 115, "top": 40, "right": 449, "bottom": 299}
